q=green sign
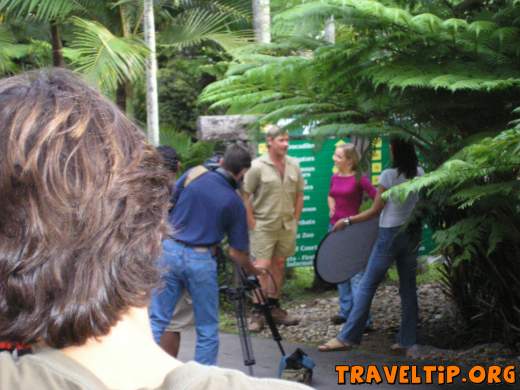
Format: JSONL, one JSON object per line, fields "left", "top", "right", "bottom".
{"left": 287, "top": 139, "right": 342, "bottom": 267}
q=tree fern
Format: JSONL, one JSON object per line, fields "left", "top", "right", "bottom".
{"left": 201, "top": 0, "right": 520, "bottom": 344}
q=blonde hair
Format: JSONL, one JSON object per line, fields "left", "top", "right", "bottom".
{"left": 263, "top": 124, "right": 288, "bottom": 139}
{"left": 337, "top": 143, "right": 360, "bottom": 171}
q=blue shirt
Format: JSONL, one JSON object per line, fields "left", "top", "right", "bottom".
{"left": 169, "top": 170, "right": 249, "bottom": 252}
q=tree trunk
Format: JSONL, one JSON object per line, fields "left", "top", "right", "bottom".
{"left": 50, "top": 22, "right": 65, "bottom": 67}
{"left": 116, "top": 83, "right": 126, "bottom": 111}
{"left": 252, "top": 0, "right": 271, "bottom": 44}
{"left": 115, "top": 5, "right": 134, "bottom": 117}
{"left": 124, "top": 80, "right": 134, "bottom": 118}
{"left": 143, "top": 0, "right": 160, "bottom": 146}
{"left": 324, "top": 16, "right": 335, "bottom": 44}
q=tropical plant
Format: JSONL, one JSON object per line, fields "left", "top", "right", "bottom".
{"left": 387, "top": 125, "right": 520, "bottom": 346}
{"left": 201, "top": 0, "right": 520, "bottom": 346}
{"left": 0, "top": 0, "right": 253, "bottom": 107}
{"left": 160, "top": 127, "right": 215, "bottom": 172}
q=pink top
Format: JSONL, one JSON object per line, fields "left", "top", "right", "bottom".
{"left": 329, "top": 174, "right": 377, "bottom": 224}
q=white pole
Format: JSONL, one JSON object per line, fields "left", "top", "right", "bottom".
{"left": 252, "top": 0, "right": 271, "bottom": 44}
{"left": 143, "top": 0, "right": 160, "bottom": 146}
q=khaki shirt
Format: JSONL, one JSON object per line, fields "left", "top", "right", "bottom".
{"left": 243, "top": 154, "right": 304, "bottom": 232}
{"left": 0, "top": 349, "right": 311, "bottom": 390}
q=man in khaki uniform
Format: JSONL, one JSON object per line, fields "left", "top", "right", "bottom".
{"left": 243, "top": 125, "right": 305, "bottom": 331}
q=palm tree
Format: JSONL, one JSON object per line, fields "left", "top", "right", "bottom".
{"left": 252, "top": 0, "right": 270, "bottom": 43}
{"left": 143, "top": 0, "right": 159, "bottom": 145}
{"left": 0, "top": 0, "right": 252, "bottom": 111}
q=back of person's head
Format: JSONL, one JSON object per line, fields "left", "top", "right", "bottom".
{"left": 221, "top": 143, "right": 252, "bottom": 175}
{"left": 0, "top": 69, "right": 170, "bottom": 348}
{"left": 390, "top": 137, "right": 419, "bottom": 179}
{"left": 157, "top": 145, "right": 179, "bottom": 174}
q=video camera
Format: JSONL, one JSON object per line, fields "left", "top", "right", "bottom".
{"left": 203, "top": 153, "right": 223, "bottom": 171}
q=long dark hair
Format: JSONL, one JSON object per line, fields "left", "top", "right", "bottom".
{"left": 390, "top": 138, "right": 419, "bottom": 179}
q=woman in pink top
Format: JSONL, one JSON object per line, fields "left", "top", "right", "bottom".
{"left": 328, "top": 143, "right": 376, "bottom": 326}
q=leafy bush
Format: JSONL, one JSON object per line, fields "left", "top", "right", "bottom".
{"left": 160, "top": 127, "right": 215, "bottom": 172}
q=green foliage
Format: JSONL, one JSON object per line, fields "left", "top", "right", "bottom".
{"left": 0, "top": 0, "right": 253, "bottom": 98}
{"left": 201, "top": 0, "right": 520, "bottom": 346}
{"left": 70, "top": 17, "right": 148, "bottom": 92}
{"left": 133, "top": 45, "right": 225, "bottom": 133}
{"left": 159, "top": 127, "right": 214, "bottom": 172}
{"left": 159, "top": 8, "right": 253, "bottom": 52}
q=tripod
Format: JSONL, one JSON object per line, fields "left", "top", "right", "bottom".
{"left": 220, "top": 263, "right": 286, "bottom": 376}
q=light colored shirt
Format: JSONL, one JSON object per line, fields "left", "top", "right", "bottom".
{"left": 243, "top": 154, "right": 304, "bottom": 232}
{"left": 379, "top": 167, "right": 424, "bottom": 228}
{"left": 328, "top": 174, "right": 376, "bottom": 224}
{"left": 0, "top": 349, "right": 312, "bottom": 390}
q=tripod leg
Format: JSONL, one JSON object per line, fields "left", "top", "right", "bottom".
{"left": 233, "top": 293, "right": 255, "bottom": 376}
{"left": 251, "top": 286, "right": 286, "bottom": 357}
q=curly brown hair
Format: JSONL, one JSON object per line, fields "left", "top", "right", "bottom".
{"left": 0, "top": 69, "right": 170, "bottom": 348}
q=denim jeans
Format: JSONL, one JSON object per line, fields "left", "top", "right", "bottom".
{"left": 338, "top": 226, "right": 419, "bottom": 347}
{"left": 149, "top": 239, "right": 219, "bottom": 365}
{"left": 329, "top": 224, "right": 372, "bottom": 326}
{"left": 337, "top": 272, "right": 372, "bottom": 327}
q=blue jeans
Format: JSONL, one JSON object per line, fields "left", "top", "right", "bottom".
{"left": 149, "top": 239, "right": 219, "bottom": 365}
{"left": 337, "top": 272, "right": 372, "bottom": 327}
{"left": 338, "top": 226, "right": 419, "bottom": 347}
{"left": 328, "top": 224, "right": 372, "bottom": 326}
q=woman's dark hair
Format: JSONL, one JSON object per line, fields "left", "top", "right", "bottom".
{"left": 221, "top": 143, "right": 252, "bottom": 175}
{"left": 0, "top": 69, "right": 170, "bottom": 348}
{"left": 157, "top": 145, "right": 179, "bottom": 174}
{"left": 390, "top": 138, "right": 419, "bottom": 179}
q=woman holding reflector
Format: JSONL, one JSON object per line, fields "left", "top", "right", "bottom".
{"left": 327, "top": 143, "right": 376, "bottom": 326}
{"left": 319, "top": 138, "right": 424, "bottom": 353}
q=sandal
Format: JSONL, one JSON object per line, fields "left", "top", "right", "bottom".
{"left": 318, "top": 338, "right": 353, "bottom": 352}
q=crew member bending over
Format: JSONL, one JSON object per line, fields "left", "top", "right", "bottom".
{"left": 149, "top": 143, "right": 262, "bottom": 365}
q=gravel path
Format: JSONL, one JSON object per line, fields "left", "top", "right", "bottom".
{"left": 226, "top": 283, "right": 519, "bottom": 367}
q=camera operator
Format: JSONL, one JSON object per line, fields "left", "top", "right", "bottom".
{"left": 155, "top": 146, "right": 195, "bottom": 359}
{"left": 149, "top": 143, "right": 263, "bottom": 366}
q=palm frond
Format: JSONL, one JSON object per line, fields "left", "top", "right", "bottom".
{"left": 159, "top": 8, "right": 253, "bottom": 52}
{"left": 0, "top": 0, "right": 80, "bottom": 21}
{"left": 69, "top": 16, "right": 148, "bottom": 91}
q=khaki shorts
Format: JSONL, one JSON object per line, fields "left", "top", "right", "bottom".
{"left": 250, "top": 228, "right": 297, "bottom": 259}
{"left": 165, "top": 289, "right": 194, "bottom": 332}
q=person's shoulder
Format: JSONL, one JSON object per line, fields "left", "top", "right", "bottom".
{"left": 381, "top": 167, "right": 397, "bottom": 176}
{"left": 0, "top": 351, "right": 105, "bottom": 390}
{"left": 249, "top": 156, "right": 267, "bottom": 170}
{"left": 380, "top": 168, "right": 397, "bottom": 180}
{"left": 379, "top": 168, "right": 398, "bottom": 188}
{"left": 286, "top": 156, "right": 301, "bottom": 168}
{"left": 255, "top": 154, "right": 270, "bottom": 164}
{"left": 161, "top": 362, "right": 312, "bottom": 390}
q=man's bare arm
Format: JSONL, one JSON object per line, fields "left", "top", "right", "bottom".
{"left": 243, "top": 192, "right": 256, "bottom": 230}
{"left": 228, "top": 247, "right": 261, "bottom": 276}
{"left": 294, "top": 191, "right": 304, "bottom": 222}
